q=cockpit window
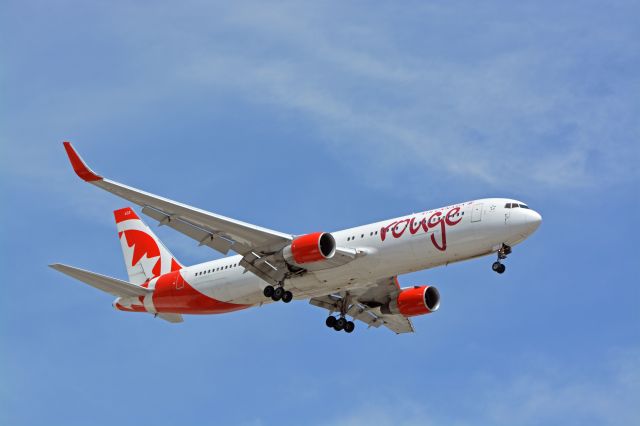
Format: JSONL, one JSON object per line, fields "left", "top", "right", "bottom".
{"left": 506, "top": 202, "right": 531, "bottom": 209}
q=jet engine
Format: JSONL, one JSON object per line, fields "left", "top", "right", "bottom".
{"left": 381, "top": 286, "right": 440, "bottom": 317}
{"left": 282, "top": 232, "right": 336, "bottom": 266}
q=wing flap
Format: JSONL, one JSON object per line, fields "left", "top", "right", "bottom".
{"left": 50, "top": 263, "right": 150, "bottom": 298}
{"left": 309, "top": 294, "right": 414, "bottom": 334}
{"left": 96, "top": 178, "right": 291, "bottom": 253}
{"left": 142, "top": 205, "right": 235, "bottom": 255}
{"left": 309, "top": 275, "right": 417, "bottom": 334}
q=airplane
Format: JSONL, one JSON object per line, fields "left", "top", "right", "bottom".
{"left": 51, "top": 142, "right": 542, "bottom": 334}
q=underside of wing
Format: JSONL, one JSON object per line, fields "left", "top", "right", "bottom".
{"left": 309, "top": 276, "right": 415, "bottom": 334}
{"left": 62, "top": 142, "right": 365, "bottom": 288}
{"left": 62, "top": 142, "right": 293, "bottom": 257}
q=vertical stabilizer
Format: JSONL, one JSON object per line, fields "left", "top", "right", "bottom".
{"left": 114, "top": 207, "right": 183, "bottom": 285}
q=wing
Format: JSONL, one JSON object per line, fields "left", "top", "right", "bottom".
{"left": 63, "top": 142, "right": 295, "bottom": 283}
{"left": 50, "top": 263, "right": 151, "bottom": 298}
{"left": 62, "top": 142, "right": 370, "bottom": 286}
{"left": 309, "top": 276, "right": 415, "bottom": 334}
{"left": 63, "top": 142, "right": 292, "bottom": 255}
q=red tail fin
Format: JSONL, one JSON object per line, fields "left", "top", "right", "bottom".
{"left": 114, "top": 207, "right": 182, "bottom": 285}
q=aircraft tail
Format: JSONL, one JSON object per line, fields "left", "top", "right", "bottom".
{"left": 114, "top": 207, "right": 183, "bottom": 285}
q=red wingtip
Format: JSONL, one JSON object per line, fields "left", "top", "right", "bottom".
{"left": 114, "top": 207, "right": 140, "bottom": 224}
{"left": 63, "top": 141, "right": 103, "bottom": 182}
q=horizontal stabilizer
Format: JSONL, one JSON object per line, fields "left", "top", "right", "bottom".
{"left": 49, "top": 263, "right": 151, "bottom": 298}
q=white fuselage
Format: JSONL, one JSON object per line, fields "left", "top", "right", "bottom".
{"left": 163, "top": 198, "right": 541, "bottom": 307}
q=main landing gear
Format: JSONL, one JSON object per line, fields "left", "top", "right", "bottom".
{"left": 263, "top": 284, "right": 293, "bottom": 303}
{"left": 325, "top": 292, "right": 355, "bottom": 333}
{"left": 325, "top": 315, "right": 355, "bottom": 333}
{"left": 492, "top": 243, "right": 511, "bottom": 274}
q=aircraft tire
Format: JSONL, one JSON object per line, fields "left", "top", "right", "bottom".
{"left": 326, "top": 316, "right": 337, "bottom": 328}
{"left": 263, "top": 285, "right": 275, "bottom": 298}
{"left": 344, "top": 321, "right": 355, "bottom": 333}
{"left": 272, "top": 287, "right": 284, "bottom": 301}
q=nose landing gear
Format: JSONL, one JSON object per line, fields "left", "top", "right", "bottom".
{"left": 492, "top": 243, "right": 511, "bottom": 274}
{"left": 492, "top": 261, "right": 506, "bottom": 274}
{"left": 263, "top": 284, "right": 293, "bottom": 303}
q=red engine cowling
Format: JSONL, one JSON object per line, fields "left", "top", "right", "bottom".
{"left": 381, "top": 286, "right": 440, "bottom": 317}
{"left": 282, "top": 232, "right": 336, "bottom": 265}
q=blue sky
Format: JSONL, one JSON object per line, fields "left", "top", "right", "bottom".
{"left": 1, "top": 1, "right": 639, "bottom": 425}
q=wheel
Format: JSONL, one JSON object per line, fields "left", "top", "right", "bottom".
{"left": 263, "top": 285, "right": 275, "bottom": 298}
{"left": 281, "top": 290, "right": 293, "bottom": 303}
{"left": 334, "top": 317, "right": 347, "bottom": 331}
{"left": 325, "top": 316, "right": 337, "bottom": 328}
{"left": 344, "top": 321, "right": 355, "bottom": 333}
{"left": 497, "top": 263, "right": 506, "bottom": 274}
{"left": 492, "top": 261, "right": 502, "bottom": 272}
{"left": 272, "top": 286, "right": 284, "bottom": 301}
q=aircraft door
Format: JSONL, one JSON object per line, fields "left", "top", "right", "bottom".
{"left": 471, "top": 203, "right": 483, "bottom": 222}
{"left": 175, "top": 271, "right": 184, "bottom": 290}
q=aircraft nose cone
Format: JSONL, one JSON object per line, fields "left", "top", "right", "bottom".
{"left": 525, "top": 210, "right": 542, "bottom": 234}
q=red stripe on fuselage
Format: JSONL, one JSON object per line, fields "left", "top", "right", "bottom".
{"left": 152, "top": 271, "right": 250, "bottom": 314}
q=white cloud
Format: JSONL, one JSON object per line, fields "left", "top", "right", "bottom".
{"left": 169, "top": 2, "right": 640, "bottom": 191}
{"left": 3, "top": 1, "right": 639, "bottom": 195}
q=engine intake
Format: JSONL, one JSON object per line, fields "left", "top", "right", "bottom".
{"left": 381, "top": 285, "right": 440, "bottom": 317}
{"left": 282, "top": 232, "right": 336, "bottom": 266}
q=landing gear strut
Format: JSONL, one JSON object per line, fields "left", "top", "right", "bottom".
{"left": 325, "top": 293, "right": 355, "bottom": 333}
{"left": 263, "top": 284, "right": 293, "bottom": 303}
{"left": 492, "top": 243, "right": 511, "bottom": 274}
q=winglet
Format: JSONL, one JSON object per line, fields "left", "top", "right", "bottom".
{"left": 63, "top": 141, "right": 103, "bottom": 182}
